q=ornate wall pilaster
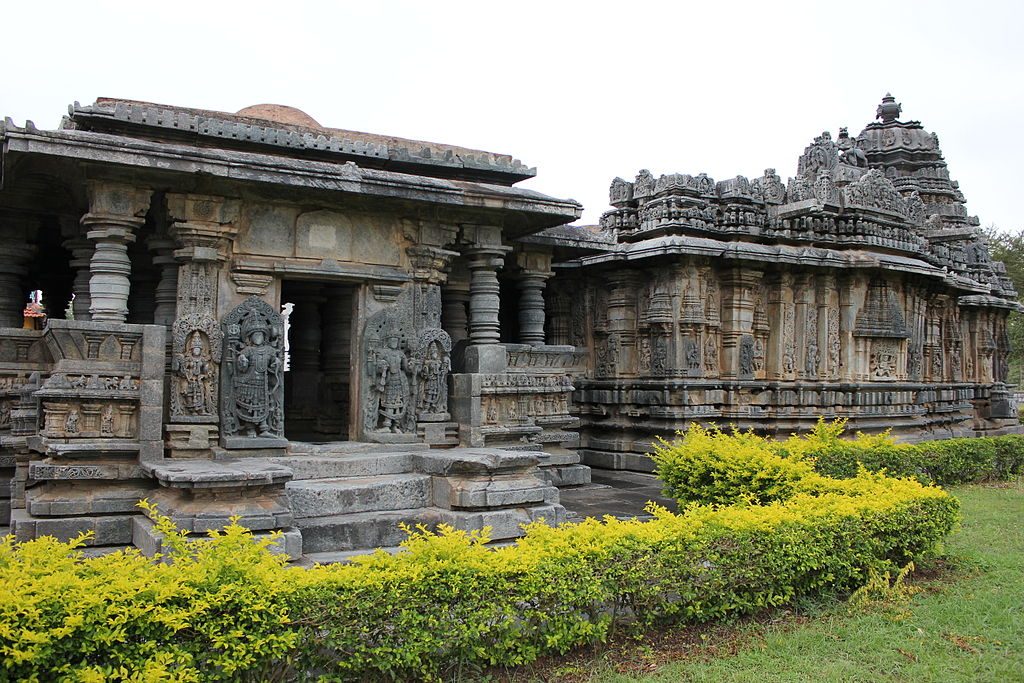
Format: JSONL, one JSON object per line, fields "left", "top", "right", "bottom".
{"left": 720, "top": 267, "right": 761, "bottom": 379}
{"left": 82, "top": 182, "right": 152, "bottom": 323}
{"left": 165, "top": 194, "right": 239, "bottom": 447}
{"left": 606, "top": 270, "right": 640, "bottom": 376}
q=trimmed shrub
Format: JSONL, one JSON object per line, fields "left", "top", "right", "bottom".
{"left": 750, "top": 417, "right": 1024, "bottom": 486}
{"left": 1, "top": 440, "right": 960, "bottom": 681}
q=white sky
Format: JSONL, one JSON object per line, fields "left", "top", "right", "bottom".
{"left": 3, "top": 0, "right": 1022, "bottom": 230}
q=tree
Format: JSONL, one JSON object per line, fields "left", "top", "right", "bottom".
{"left": 984, "top": 225, "right": 1024, "bottom": 385}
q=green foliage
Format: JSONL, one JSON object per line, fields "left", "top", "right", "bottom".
{"left": 0, "top": 501, "right": 297, "bottom": 682}
{"left": 659, "top": 417, "right": 1024, "bottom": 487}
{"left": 0, "top": 439, "right": 964, "bottom": 681}
{"left": 984, "top": 225, "right": 1024, "bottom": 383}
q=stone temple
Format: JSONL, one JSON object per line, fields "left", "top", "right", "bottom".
{"left": 0, "top": 94, "right": 1017, "bottom": 559}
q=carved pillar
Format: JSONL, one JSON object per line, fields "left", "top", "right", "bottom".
{"left": 165, "top": 194, "right": 239, "bottom": 454}
{"left": 0, "top": 218, "right": 34, "bottom": 328}
{"left": 514, "top": 247, "right": 553, "bottom": 347}
{"left": 81, "top": 182, "right": 152, "bottom": 323}
{"left": 149, "top": 219, "right": 179, "bottom": 329}
{"left": 442, "top": 259, "right": 471, "bottom": 344}
{"left": 517, "top": 272, "right": 552, "bottom": 346}
{"left": 63, "top": 232, "right": 94, "bottom": 322}
{"left": 285, "top": 284, "right": 325, "bottom": 436}
{"left": 465, "top": 245, "right": 511, "bottom": 345}
{"left": 409, "top": 245, "right": 457, "bottom": 331}
{"left": 317, "top": 286, "right": 354, "bottom": 437}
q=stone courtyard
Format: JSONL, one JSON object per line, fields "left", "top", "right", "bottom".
{"left": 0, "top": 94, "right": 1018, "bottom": 559}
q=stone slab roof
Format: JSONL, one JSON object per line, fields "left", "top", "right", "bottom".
{"left": 1, "top": 117, "right": 581, "bottom": 234}
{"left": 64, "top": 99, "right": 536, "bottom": 185}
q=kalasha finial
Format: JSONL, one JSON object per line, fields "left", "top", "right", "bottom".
{"left": 876, "top": 93, "right": 902, "bottom": 123}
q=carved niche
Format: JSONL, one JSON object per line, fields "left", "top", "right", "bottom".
{"left": 739, "top": 335, "right": 755, "bottom": 379}
{"left": 827, "top": 307, "right": 841, "bottom": 379}
{"left": 362, "top": 310, "right": 415, "bottom": 435}
{"left": 220, "top": 297, "right": 285, "bottom": 445}
{"left": 170, "top": 262, "right": 222, "bottom": 422}
{"left": 870, "top": 339, "right": 900, "bottom": 380}
{"left": 411, "top": 328, "right": 452, "bottom": 421}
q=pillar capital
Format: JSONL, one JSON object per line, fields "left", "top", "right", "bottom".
{"left": 464, "top": 244, "right": 512, "bottom": 270}
{"left": 83, "top": 181, "right": 151, "bottom": 224}
{"left": 80, "top": 183, "right": 152, "bottom": 323}
{"left": 407, "top": 245, "right": 459, "bottom": 285}
{"left": 167, "top": 193, "right": 240, "bottom": 263}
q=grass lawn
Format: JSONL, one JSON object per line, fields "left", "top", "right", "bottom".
{"left": 506, "top": 482, "right": 1023, "bottom": 682}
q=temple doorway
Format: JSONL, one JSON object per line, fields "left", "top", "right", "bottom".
{"left": 281, "top": 280, "right": 357, "bottom": 442}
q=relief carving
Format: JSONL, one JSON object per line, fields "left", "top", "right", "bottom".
{"left": 221, "top": 297, "right": 285, "bottom": 442}
{"left": 704, "top": 335, "right": 719, "bottom": 374}
{"left": 412, "top": 329, "right": 452, "bottom": 419}
{"left": 871, "top": 340, "right": 899, "bottom": 379}
{"left": 739, "top": 335, "right": 755, "bottom": 378}
{"left": 827, "top": 308, "right": 841, "bottom": 378}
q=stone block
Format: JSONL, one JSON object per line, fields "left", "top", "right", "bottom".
{"left": 134, "top": 516, "right": 303, "bottom": 561}
{"left": 430, "top": 473, "right": 552, "bottom": 509}
{"left": 540, "top": 464, "right": 592, "bottom": 487}
{"left": 461, "top": 345, "right": 507, "bottom": 373}
{"left": 413, "top": 448, "right": 539, "bottom": 476}
{"left": 30, "top": 514, "right": 134, "bottom": 545}
{"left": 286, "top": 473, "right": 431, "bottom": 518}
{"left": 297, "top": 508, "right": 432, "bottom": 554}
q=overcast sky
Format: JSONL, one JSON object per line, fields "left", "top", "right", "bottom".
{"left": 3, "top": 1, "right": 1021, "bottom": 230}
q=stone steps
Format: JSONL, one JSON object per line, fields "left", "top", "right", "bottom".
{"left": 286, "top": 473, "right": 432, "bottom": 518}
{"left": 262, "top": 452, "right": 414, "bottom": 480}
{"left": 294, "top": 507, "right": 438, "bottom": 553}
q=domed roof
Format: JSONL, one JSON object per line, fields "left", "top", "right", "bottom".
{"left": 234, "top": 104, "right": 321, "bottom": 128}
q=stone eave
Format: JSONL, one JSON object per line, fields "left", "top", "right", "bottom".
{"left": 958, "top": 294, "right": 1024, "bottom": 312}
{"left": 0, "top": 123, "right": 581, "bottom": 232}
{"left": 516, "top": 223, "right": 617, "bottom": 254}
{"left": 554, "top": 234, "right": 989, "bottom": 288}
{"left": 67, "top": 99, "right": 537, "bottom": 185}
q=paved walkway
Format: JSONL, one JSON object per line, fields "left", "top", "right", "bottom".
{"left": 560, "top": 468, "right": 677, "bottom": 522}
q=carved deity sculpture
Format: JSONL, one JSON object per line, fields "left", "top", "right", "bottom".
{"left": 173, "top": 332, "right": 214, "bottom": 416}
{"left": 370, "top": 334, "right": 412, "bottom": 432}
{"left": 221, "top": 298, "right": 285, "bottom": 442}
{"left": 65, "top": 410, "right": 79, "bottom": 434}
{"left": 871, "top": 341, "right": 898, "bottom": 379}
{"left": 752, "top": 337, "right": 765, "bottom": 372}
{"left": 101, "top": 405, "right": 114, "bottom": 436}
{"left": 411, "top": 329, "right": 452, "bottom": 419}
{"left": 739, "top": 335, "right": 755, "bottom": 377}
{"left": 686, "top": 338, "right": 701, "bottom": 371}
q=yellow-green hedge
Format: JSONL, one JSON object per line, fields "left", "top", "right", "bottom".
{"left": 720, "top": 418, "right": 1024, "bottom": 486}
{"left": 2, "top": 447, "right": 959, "bottom": 681}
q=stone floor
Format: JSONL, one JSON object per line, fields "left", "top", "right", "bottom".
{"left": 560, "top": 468, "right": 677, "bottom": 522}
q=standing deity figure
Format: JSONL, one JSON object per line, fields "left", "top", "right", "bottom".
{"left": 231, "top": 309, "right": 282, "bottom": 437}
{"left": 416, "top": 341, "right": 450, "bottom": 415}
{"left": 371, "top": 334, "right": 411, "bottom": 432}
{"left": 174, "top": 332, "right": 213, "bottom": 415}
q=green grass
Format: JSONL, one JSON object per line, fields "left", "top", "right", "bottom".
{"left": 593, "top": 482, "right": 1024, "bottom": 682}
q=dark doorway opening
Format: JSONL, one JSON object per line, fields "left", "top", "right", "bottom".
{"left": 281, "top": 280, "right": 357, "bottom": 442}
